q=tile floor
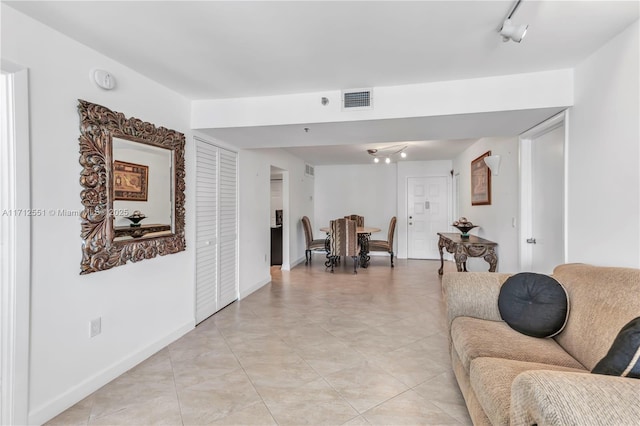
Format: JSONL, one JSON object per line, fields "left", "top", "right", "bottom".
{"left": 47, "top": 258, "right": 471, "bottom": 425}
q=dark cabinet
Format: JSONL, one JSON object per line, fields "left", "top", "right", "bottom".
{"left": 271, "top": 226, "right": 282, "bottom": 265}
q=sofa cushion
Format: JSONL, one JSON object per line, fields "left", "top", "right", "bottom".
{"left": 451, "top": 317, "right": 584, "bottom": 374}
{"left": 470, "top": 357, "right": 587, "bottom": 426}
{"left": 592, "top": 316, "right": 640, "bottom": 379}
{"left": 552, "top": 264, "right": 640, "bottom": 370}
{"left": 498, "top": 272, "right": 569, "bottom": 338}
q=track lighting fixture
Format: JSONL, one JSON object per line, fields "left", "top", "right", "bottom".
{"left": 498, "top": 0, "right": 528, "bottom": 43}
{"left": 367, "top": 145, "right": 408, "bottom": 164}
{"left": 500, "top": 19, "right": 528, "bottom": 43}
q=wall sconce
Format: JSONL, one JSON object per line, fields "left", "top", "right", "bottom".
{"left": 484, "top": 155, "right": 501, "bottom": 176}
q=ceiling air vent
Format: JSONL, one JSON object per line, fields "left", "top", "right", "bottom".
{"left": 342, "top": 88, "right": 373, "bottom": 110}
{"left": 305, "top": 163, "right": 315, "bottom": 178}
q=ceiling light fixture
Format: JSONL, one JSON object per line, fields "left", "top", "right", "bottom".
{"left": 367, "top": 144, "right": 408, "bottom": 164}
{"left": 499, "top": 0, "right": 528, "bottom": 43}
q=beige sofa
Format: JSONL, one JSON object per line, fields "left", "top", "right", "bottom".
{"left": 442, "top": 263, "right": 640, "bottom": 425}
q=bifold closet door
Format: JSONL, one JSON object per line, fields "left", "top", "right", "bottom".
{"left": 195, "top": 139, "right": 238, "bottom": 324}
{"left": 217, "top": 148, "right": 238, "bottom": 310}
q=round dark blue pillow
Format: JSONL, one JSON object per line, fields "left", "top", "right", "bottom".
{"left": 498, "top": 272, "right": 569, "bottom": 338}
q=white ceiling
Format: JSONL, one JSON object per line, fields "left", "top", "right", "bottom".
{"left": 6, "top": 1, "right": 638, "bottom": 164}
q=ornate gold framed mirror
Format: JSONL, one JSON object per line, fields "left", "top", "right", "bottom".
{"left": 78, "top": 100, "right": 185, "bottom": 274}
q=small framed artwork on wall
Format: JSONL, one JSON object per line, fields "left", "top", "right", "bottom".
{"left": 471, "top": 151, "right": 491, "bottom": 205}
{"left": 114, "top": 160, "right": 148, "bottom": 201}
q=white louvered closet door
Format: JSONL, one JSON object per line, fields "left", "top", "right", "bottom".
{"left": 195, "top": 139, "right": 238, "bottom": 324}
{"left": 218, "top": 148, "right": 238, "bottom": 310}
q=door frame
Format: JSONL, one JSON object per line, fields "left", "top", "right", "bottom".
{"left": 519, "top": 110, "right": 569, "bottom": 270}
{"left": 1, "top": 62, "right": 31, "bottom": 426}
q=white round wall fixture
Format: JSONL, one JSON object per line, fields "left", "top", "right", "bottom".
{"left": 91, "top": 69, "right": 116, "bottom": 90}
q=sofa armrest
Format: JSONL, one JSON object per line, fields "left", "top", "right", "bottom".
{"left": 442, "top": 272, "right": 510, "bottom": 331}
{"left": 510, "top": 370, "right": 640, "bottom": 426}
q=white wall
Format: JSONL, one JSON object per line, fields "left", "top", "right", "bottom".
{"left": 452, "top": 137, "right": 520, "bottom": 272}
{"left": 238, "top": 148, "right": 313, "bottom": 297}
{"left": 2, "top": 7, "right": 194, "bottom": 424}
{"left": 193, "top": 69, "right": 574, "bottom": 131}
{"left": 314, "top": 164, "right": 397, "bottom": 244}
{"left": 396, "top": 160, "right": 453, "bottom": 259}
{"left": 568, "top": 20, "right": 639, "bottom": 268}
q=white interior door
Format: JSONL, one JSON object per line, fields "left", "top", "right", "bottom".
{"left": 407, "top": 176, "right": 449, "bottom": 259}
{"left": 521, "top": 113, "right": 566, "bottom": 273}
{"left": 218, "top": 148, "right": 238, "bottom": 310}
{"left": 195, "top": 138, "right": 238, "bottom": 324}
{"left": 195, "top": 139, "right": 219, "bottom": 324}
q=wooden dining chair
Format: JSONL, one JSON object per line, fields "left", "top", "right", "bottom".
{"left": 369, "top": 216, "right": 397, "bottom": 267}
{"left": 328, "top": 218, "right": 359, "bottom": 273}
{"left": 344, "top": 214, "right": 364, "bottom": 227}
{"left": 301, "top": 216, "right": 327, "bottom": 265}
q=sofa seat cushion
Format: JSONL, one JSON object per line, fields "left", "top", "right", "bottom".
{"left": 451, "top": 317, "right": 585, "bottom": 374}
{"left": 470, "top": 357, "right": 588, "bottom": 426}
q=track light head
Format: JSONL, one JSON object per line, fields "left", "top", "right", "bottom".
{"left": 500, "top": 19, "right": 528, "bottom": 43}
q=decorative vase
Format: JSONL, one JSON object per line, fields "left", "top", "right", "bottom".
{"left": 453, "top": 224, "right": 478, "bottom": 238}
{"left": 125, "top": 211, "right": 146, "bottom": 227}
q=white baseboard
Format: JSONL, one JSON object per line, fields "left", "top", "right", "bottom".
{"left": 289, "top": 256, "right": 305, "bottom": 268}
{"left": 29, "top": 319, "right": 194, "bottom": 425}
{"left": 239, "top": 276, "right": 271, "bottom": 300}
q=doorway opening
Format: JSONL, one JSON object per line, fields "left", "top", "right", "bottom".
{"left": 270, "top": 166, "right": 290, "bottom": 271}
{"left": 519, "top": 111, "right": 567, "bottom": 273}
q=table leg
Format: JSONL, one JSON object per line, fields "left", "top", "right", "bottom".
{"left": 358, "top": 233, "right": 371, "bottom": 268}
{"left": 324, "top": 234, "right": 333, "bottom": 269}
{"left": 438, "top": 236, "right": 445, "bottom": 275}
{"left": 454, "top": 246, "right": 467, "bottom": 272}
{"left": 485, "top": 247, "right": 498, "bottom": 272}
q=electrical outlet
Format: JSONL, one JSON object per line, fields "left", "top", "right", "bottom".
{"left": 90, "top": 317, "right": 101, "bottom": 338}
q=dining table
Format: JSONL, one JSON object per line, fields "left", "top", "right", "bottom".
{"left": 320, "top": 226, "right": 381, "bottom": 268}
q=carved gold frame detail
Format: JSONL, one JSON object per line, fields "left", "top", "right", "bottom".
{"left": 78, "top": 99, "right": 186, "bottom": 274}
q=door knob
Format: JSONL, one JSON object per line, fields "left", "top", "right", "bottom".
{"left": 526, "top": 238, "right": 537, "bottom": 244}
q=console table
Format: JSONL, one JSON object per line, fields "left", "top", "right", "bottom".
{"left": 114, "top": 224, "right": 171, "bottom": 239}
{"left": 437, "top": 232, "right": 498, "bottom": 275}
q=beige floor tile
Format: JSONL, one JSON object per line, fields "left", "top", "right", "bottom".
{"left": 208, "top": 401, "right": 277, "bottom": 425}
{"left": 260, "top": 378, "right": 359, "bottom": 425}
{"left": 177, "top": 369, "right": 263, "bottom": 425}
{"left": 48, "top": 259, "right": 473, "bottom": 426}
{"left": 324, "top": 360, "right": 409, "bottom": 413}
{"left": 243, "top": 356, "right": 322, "bottom": 393}
{"left": 414, "top": 372, "right": 472, "bottom": 425}
{"left": 295, "top": 339, "right": 366, "bottom": 377}
{"left": 340, "top": 415, "right": 371, "bottom": 425}
{"left": 362, "top": 389, "right": 460, "bottom": 425}
{"left": 89, "top": 394, "right": 182, "bottom": 425}
{"left": 171, "top": 351, "right": 243, "bottom": 388}
{"left": 45, "top": 395, "right": 93, "bottom": 426}
{"left": 88, "top": 373, "right": 176, "bottom": 421}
